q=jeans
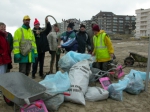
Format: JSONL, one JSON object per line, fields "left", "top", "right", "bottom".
{"left": 0, "top": 64, "right": 7, "bottom": 75}
{"left": 32, "top": 53, "right": 45, "bottom": 76}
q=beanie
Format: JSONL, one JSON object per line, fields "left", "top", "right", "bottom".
{"left": 92, "top": 25, "right": 100, "bottom": 31}
{"left": 34, "top": 18, "right": 40, "bottom": 25}
{"left": 67, "top": 23, "right": 75, "bottom": 29}
{"left": 80, "top": 24, "right": 86, "bottom": 28}
{"left": 23, "top": 15, "right": 30, "bottom": 20}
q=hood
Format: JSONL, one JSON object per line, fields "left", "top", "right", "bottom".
{"left": 0, "top": 30, "right": 6, "bottom": 37}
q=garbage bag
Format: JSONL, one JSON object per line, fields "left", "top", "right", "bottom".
{"left": 65, "top": 60, "right": 92, "bottom": 105}
{"left": 125, "top": 72, "right": 144, "bottom": 95}
{"left": 58, "top": 51, "right": 91, "bottom": 71}
{"left": 108, "top": 78, "right": 129, "bottom": 101}
{"left": 42, "top": 93, "right": 64, "bottom": 111}
{"left": 128, "top": 69, "right": 150, "bottom": 81}
{"left": 39, "top": 71, "right": 70, "bottom": 94}
{"left": 85, "top": 87, "right": 109, "bottom": 101}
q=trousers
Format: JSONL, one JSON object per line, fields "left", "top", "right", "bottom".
{"left": 19, "top": 63, "right": 31, "bottom": 76}
{"left": 32, "top": 53, "right": 45, "bottom": 76}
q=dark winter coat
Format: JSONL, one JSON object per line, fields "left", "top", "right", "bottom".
{"left": 0, "top": 31, "right": 11, "bottom": 65}
{"left": 76, "top": 30, "right": 91, "bottom": 53}
{"left": 33, "top": 22, "right": 52, "bottom": 53}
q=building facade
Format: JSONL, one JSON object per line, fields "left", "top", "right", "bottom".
{"left": 58, "top": 18, "right": 80, "bottom": 33}
{"left": 135, "top": 8, "right": 150, "bottom": 38}
{"left": 88, "top": 11, "right": 136, "bottom": 34}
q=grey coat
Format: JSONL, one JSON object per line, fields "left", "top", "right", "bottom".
{"left": 47, "top": 32, "right": 61, "bottom": 51}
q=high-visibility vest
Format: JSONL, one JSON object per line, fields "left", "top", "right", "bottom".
{"left": 93, "top": 33, "right": 110, "bottom": 60}
{"left": 13, "top": 27, "right": 37, "bottom": 63}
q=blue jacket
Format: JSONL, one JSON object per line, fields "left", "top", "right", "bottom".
{"left": 61, "top": 31, "right": 78, "bottom": 52}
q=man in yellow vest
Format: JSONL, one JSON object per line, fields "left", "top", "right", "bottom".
{"left": 13, "top": 15, "right": 38, "bottom": 76}
{"left": 92, "top": 25, "right": 114, "bottom": 71}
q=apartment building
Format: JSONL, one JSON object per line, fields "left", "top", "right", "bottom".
{"left": 89, "top": 11, "right": 136, "bottom": 34}
{"left": 58, "top": 18, "right": 80, "bottom": 33}
{"left": 135, "top": 8, "right": 150, "bottom": 38}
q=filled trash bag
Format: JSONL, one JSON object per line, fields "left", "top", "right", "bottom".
{"left": 85, "top": 87, "right": 109, "bottom": 101}
{"left": 125, "top": 72, "right": 144, "bottom": 95}
{"left": 43, "top": 93, "right": 64, "bottom": 111}
{"left": 65, "top": 60, "right": 92, "bottom": 105}
{"left": 108, "top": 78, "right": 129, "bottom": 101}
{"left": 128, "top": 69, "right": 150, "bottom": 81}
{"left": 39, "top": 71, "right": 70, "bottom": 94}
{"left": 58, "top": 51, "right": 91, "bottom": 71}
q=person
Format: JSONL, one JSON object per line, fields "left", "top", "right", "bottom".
{"left": 47, "top": 24, "right": 61, "bottom": 73}
{"left": 87, "top": 21, "right": 97, "bottom": 53}
{"left": 58, "top": 22, "right": 78, "bottom": 52}
{"left": 0, "top": 22, "right": 11, "bottom": 75}
{"left": 76, "top": 24, "right": 91, "bottom": 53}
{"left": 92, "top": 25, "right": 114, "bottom": 71}
{"left": 3, "top": 24, "right": 13, "bottom": 72}
{"left": 13, "top": 15, "right": 37, "bottom": 76}
{"left": 32, "top": 18, "right": 52, "bottom": 79}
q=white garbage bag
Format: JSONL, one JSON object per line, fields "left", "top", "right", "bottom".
{"left": 85, "top": 87, "right": 109, "bottom": 101}
{"left": 65, "top": 60, "right": 92, "bottom": 105}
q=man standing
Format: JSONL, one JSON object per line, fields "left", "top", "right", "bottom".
{"left": 47, "top": 24, "right": 61, "bottom": 73}
{"left": 76, "top": 24, "right": 91, "bottom": 53}
{"left": 92, "top": 25, "right": 114, "bottom": 71}
{"left": 59, "top": 22, "right": 78, "bottom": 52}
{"left": 87, "top": 21, "right": 97, "bottom": 53}
{"left": 32, "top": 18, "right": 52, "bottom": 79}
{"left": 13, "top": 15, "right": 37, "bottom": 76}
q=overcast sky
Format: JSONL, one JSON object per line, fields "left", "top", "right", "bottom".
{"left": 1, "top": 0, "right": 150, "bottom": 35}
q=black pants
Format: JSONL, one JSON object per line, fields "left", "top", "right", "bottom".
{"left": 32, "top": 52, "right": 45, "bottom": 76}
{"left": 93, "top": 61, "right": 109, "bottom": 71}
{"left": 49, "top": 51, "right": 60, "bottom": 73}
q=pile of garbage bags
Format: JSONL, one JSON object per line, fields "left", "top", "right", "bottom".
{"left": 108, "top": 69, "right": 145, "bottom": 101}
{"left": 39, "top": 51, "right": 147, "bottom": 110}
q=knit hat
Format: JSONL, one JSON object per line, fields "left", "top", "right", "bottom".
{"left": 92, "top": 25, "right": 100, "bottom": 31}
{"left": 67, "top": 23, "right": 75, "bottom": 29}
{"left": 34, "top": 18, "right": 40, "bottom": 25}
{"left": 23, "top": 15, "right": 30, "bottom": 20}
{"left": 80, "top": 24, "right": 86, "bottom": 28}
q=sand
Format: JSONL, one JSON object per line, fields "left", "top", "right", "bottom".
{"left": 0, "top": 40, "right": 150, "bottom": 112}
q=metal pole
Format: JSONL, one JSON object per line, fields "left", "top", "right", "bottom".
{"left": 145, "top": 37, "right": 150, "bottom": 92}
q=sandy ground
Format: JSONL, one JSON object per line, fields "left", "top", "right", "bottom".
{"left": 0, "top": 40, "right": 150, "bottom": 112}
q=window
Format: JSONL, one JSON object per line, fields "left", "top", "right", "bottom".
{"left": 113, "top": 17, "right": 117, "bottom": 19}
{"left": 113, "top": 29, "right": 117, "bottom": 31}
{"left": 107, "top": 23, "right": 111, "bottom": 25}
{"left": 119, "top": 26, "right": 123, "bottom": 29}
{"left": 119, "top": 29, "right": 123, "bottom": 31}
{"left": 119, "top": 20, "right": 123, "bottom": 23}
{"left": 113, "top": 26, "right": 117, "bottom": 28}
{"left": 119, "top": 17, "right": 123, "bottom": 19}
{"left": 131, "top": 17, "right": 135, "bottom": 20}
{"left": 113, "top": 20, "right": 117, "bottom": 22}
{"left": 125, "top": 17, "right": 130, "bottom": 20}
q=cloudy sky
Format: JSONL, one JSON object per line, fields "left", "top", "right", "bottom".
{"left": 1, "top": 0, "right": 150, "bottom": 35}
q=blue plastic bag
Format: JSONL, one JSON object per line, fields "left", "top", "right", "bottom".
{"left": 128, "top": 69, "right": 150, "bottom": 81}
{"left": 125, "top": 71, "right": 144, "bottom": 95}
{"left": 108, "top": 78, "right": 129, "bottom": 101}
{"left": 58, "top": 51, "right": 91, "bottom": 71}
{"left": 39, "top": 71, "right": 70, "bottom": 94}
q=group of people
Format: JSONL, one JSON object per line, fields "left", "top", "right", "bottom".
{"left": 0, "top": 15, "right": 114, "bottom": 79}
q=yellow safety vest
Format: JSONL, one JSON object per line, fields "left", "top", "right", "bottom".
{"left": 13, "top": 27, "right": 37, "bottom": 63}
{"left": 93, "top": 33, "right": 110, "bottom": 61}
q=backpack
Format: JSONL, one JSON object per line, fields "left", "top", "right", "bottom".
{"left": 19, "top": 28, "right": 32, "bottom": 56}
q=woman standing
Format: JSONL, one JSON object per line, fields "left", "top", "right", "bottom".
{"left": 0, "top": 22, "right": 11, "bottom": 75}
